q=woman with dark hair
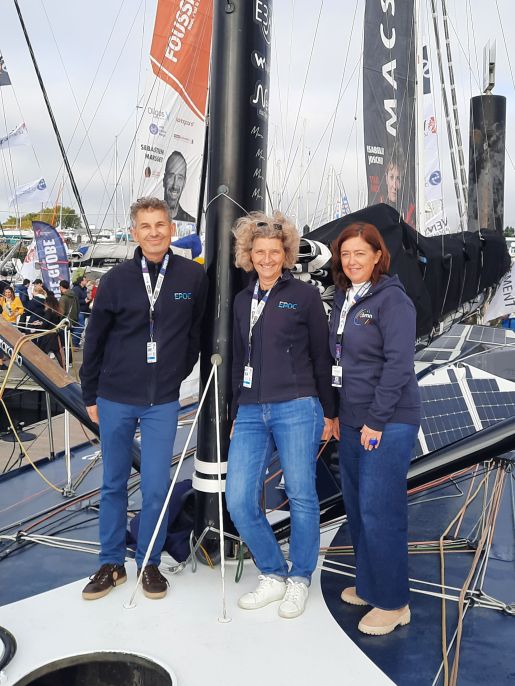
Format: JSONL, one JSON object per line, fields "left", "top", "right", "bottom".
{"left": 35, "top": 290, "right": 65, "bottom": 367}
{"left": 329, "top": 221, "right": 420, "bottom": 636}
{"left": 226, "top": 210, "right": 335, "bottom": 620}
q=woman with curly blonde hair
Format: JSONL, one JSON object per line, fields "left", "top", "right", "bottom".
{"left": 226, "top": 210, "right": 336, "bottom": 620}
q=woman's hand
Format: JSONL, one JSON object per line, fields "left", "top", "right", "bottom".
{"left": 230, "top": 421, "right": 235, "bottom": 439}
{"left": 332, "top": 417, "right": 340, "bottom": 441}
{"left": 322, "top": 417, "right": 333, "bottom": 441}
{"left": 360, "top": 424, "right": 382, "bottom": 451}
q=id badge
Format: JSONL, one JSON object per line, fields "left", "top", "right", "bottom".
{"left": 331, "top": 365, "right": 343, "bottom": 388}
{"left": 147, "top": 341, "right": 157, "bottom": 364}
{"left": 243, "top": 365, "right": 253, "bottom": 388}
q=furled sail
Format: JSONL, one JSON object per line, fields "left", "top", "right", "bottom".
{"left": 133, "top": 0, "right": 213, "bottom": 236}
{"left": 363, "top": 0, "right": 416, "bottom": 227}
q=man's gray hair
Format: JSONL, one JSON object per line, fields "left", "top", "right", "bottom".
{"left": 130, "top": 197, "right": 171, "bottom": 227}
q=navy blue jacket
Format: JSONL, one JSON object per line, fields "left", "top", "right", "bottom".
{"left": 80, "top": 247, "right": 208, "bottom": 407}
{"left": 16, "top": 284, "right": 29, "bottom": 307}
{"left": 232, "top": 270, "right": 336, "bottom": 419}
{"left": 329, "top": 275, "right": 420, "bottom": 431}
{"left": 72, "top": 284, "right": 89, "bottom": 313}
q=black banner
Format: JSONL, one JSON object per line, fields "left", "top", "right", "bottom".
{"left": 363, "top": 0, "right": 416, "bottom": 227}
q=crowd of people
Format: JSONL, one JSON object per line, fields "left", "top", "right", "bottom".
{"left": 76, "top": 196, "right": 420, "bottom": 639}
{"left": 0, "top": 274, "right": 98, "bottom": 368}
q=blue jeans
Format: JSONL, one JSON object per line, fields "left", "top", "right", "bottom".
{"left": 338, "top": 422, "right": 419, "bottom": 610}
{"left": 97, "top": 397, "right": 179, "bottom": 568}
{"left": 72, "top": 312, "right": 87, "bottom": 347}
{"left": 226, "top": 397, "right": 324, "bottom": 584}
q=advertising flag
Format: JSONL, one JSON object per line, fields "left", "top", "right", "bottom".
{"left": 484, "top": 262, "right": 515, "bottom": 323}
{"left": 0, "top": 123, "right": 29, "bottom": 151}
{"left": 363, "top": 0, "right": 416, "bottom": 226}
{"left": 33, "top": 221, "right": 70, "bottom": 297}
{"left": 9, "top": 178, "right": 49, "bottom": 209}
{"left": 133, "top": 0, "right": 213, "bottom": 236}
{"left": 0, "top": 52, "right": 11, "bottom": 86}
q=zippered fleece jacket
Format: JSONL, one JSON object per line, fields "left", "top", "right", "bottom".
{"left": 232, "top": 270, "right": 336, "bottom": 420}
{"left": 329, "top": 274, "right": 421, "bottom": 431}
{"left": 80, "top": 247, "right": 208, "bottom": 407}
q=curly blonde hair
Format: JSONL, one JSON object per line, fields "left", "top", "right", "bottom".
{"left": 233, "top": 210, "right": 300, "bottom": 272}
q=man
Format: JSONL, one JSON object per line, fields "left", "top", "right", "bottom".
{"left": 71, "top": 275, "right": 91, "bottom": 347}
{"left": 59, "top": 279, "right": 80, "bottom": 349}
{"left": 163, "top": 151, "right": 196, "bottom": 223}
{"left": 384, "top": 159, "right": 401, "bottom": 206}
{"left": 16, "top": 278, "right": 30, "bottom": 328}
{"left": 80, "top": 197, "right": 207, "bottom": 600}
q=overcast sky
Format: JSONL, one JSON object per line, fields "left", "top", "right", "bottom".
{"left": 0, "top": 0, "right": 514, "bottom": 231}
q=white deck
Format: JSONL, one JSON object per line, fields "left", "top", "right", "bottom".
{"left": 2, "top": 552, "right": 393, "bottom": 685}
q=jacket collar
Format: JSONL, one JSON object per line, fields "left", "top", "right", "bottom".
{"left": 132, "top": 245, "right": 173, "bottom": 267}
{"left": 333, "top": 274, "right": 399, "bottom": 307}
{"left": 246, "top": 269, "right": 292, "bottom": 292}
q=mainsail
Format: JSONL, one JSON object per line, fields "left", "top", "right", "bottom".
{"left": 363, "top": 0, "right": 416, "bottom": 227}
{"left": 133, "top": 0, "right": 213, "bottom": 236}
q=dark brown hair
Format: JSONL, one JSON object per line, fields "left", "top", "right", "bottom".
{"left": 331, "top": 221, "right": 391, "bottom": 290}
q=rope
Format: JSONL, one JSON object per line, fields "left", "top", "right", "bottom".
{"left": 0, "top": 321, "right": 70, "bottom": 492}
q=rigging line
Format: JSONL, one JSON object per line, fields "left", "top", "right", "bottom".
{"left": 49, "top": 0, "right": 129, "bottom": 183}
{"left": 440, "top": 0, "right": 468, "bottom": 206}
{"left": 272, "top": 29, "right": 287, "bottom": 178}
{"left": 0, "top": 90, "right": 19, "bottom": 221}
{"left": 309, "top": 0, "right": 359, "bottom": 230}
{"left": 337, "top": 27, "right": 363, "bottom": 201}
{"left": 495, "top": 0, "right": 515, "bottom": 90}
{"left": 13, "top": 0, "right": 92, "bottom": 239}
{"left": 429, "top": 0, "right": 466, "bottom": 232}
{"left": 64, "top": 0, "right": 145, "bottom": 192}
{"left": 284, "top": 0, "right": 296, "bottom": 148}
{"left": 280, "top": 0, "right": 324, "bottom": 205}
{"left": 285, "top": 55, "right": 361, "bottom": 216}
{"left": 38, "top": 1, "right": 111, "bottom": 204}
{"left": 132, "top": 0, "right": 148, "bottom": 201}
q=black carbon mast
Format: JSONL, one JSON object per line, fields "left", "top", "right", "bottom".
{"left": 194, "top": 0, "right": 272, "bottom": 552}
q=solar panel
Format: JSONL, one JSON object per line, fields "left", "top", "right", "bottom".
{"left": 418, "top": 382, "right": 476, "bottom": 453}
{"left": 467, "top": 326, "right": 508, "bottom": 345}
{"left": 467, "top": 377, "right": 515, "bottom": 427}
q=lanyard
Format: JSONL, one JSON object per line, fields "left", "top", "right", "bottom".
{"left": 141, "top": 254, "right": 169, "bottom": 341}
{"left": 334, "top": 281, "right": 370, "bottom": 363}
{"left": 247, "top": 280, "right": 275, "bottom": 364}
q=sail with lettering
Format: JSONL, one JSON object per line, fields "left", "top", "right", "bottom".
{"left": 363, "top": 0, "right": 416, "bottom": 227}
{"left": 133, "top": 0, "right": 213, "bottom": 236}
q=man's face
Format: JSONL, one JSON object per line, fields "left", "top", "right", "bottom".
{"left": 131, "top": 208, "right": 173, "bottom": 262}
{"left": 163, "top": 155, "right": 186, "bottom": 213}
{"left": 385, "top": 164, "right": 401, "bottom": 204}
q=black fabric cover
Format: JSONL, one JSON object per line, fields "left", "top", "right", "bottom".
{"left": 305, "top": 203, "right": 510, "bottom": 338}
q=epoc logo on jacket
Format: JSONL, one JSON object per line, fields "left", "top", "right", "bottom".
{"left": 174, "top": 292, "right": 192, "bottom": 300}
{"left": 278, "top": 301, "right": 298, "bottom": 310}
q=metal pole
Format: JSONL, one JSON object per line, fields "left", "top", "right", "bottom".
{"left": 45, "top": 392, "right": 55, "bottom": 461}
{"left": 63, "top": 327, "right": 72, "bottom": 496}
{"left": 414, "top": 0, "right": 426, "bottom": 234}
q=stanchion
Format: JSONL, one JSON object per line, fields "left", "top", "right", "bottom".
{"left": 124, "top": 361, "right": 218, "bottom": 609}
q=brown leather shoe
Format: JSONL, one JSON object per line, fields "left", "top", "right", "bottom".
{"left": 138, "top": 564, "right": 169, "bottom": 599}
{"left": 340, "top": 586, "right": 369, "bottom": 606}
{"left": 82, "top": 563, "right": 127, "bottom": 600}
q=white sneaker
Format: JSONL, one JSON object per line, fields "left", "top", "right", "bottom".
{"left": 238, "top": 575, "right": 286, "bottom": 610}
{"left": 278, "top": 579, "right": 309, "bottom": 619}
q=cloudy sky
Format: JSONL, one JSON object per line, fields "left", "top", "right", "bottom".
{"left": 0, "top": 0, "right": 514, "bottom": 231}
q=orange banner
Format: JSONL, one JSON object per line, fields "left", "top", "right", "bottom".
{"left": 150, "top": 0, "right": 213, "bottom": 121}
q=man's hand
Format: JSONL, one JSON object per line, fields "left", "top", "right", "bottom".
{"left": 86, "top": 404, "right": 99, "bottom": 424}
